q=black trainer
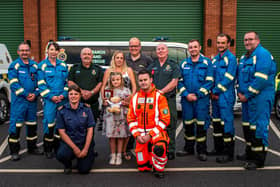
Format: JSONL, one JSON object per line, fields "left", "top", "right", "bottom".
{"left": 176, "top": 150, "right": 194, "bottom": 157}
{"left": 197, "top": 154, "right": 207, "bottom": 161}
{"left": 153, "top": 171, "right": 165, "bottom": 179}
{"left": 64, "top": 168, "right": 72, "bottom": 174}
{"left": 28, "top": 147, "right": 44, "bottom": 155}
{"left": 11, "top": 153, "right": 20, "bottom": 161}
{"left": 236, "top": 153, "right": 247, "bottom": 161}
{"left": 216, "top": 155, "right": 233, "bottom": 163}
{"left": 45, "top": 151, "right": 54, "bottom": 159}
{"left": 168, "top": 152, "right": 175, "bottom": 160}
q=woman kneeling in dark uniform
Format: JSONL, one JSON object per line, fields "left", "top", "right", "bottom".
{"left": 56, "top": 84, "right": 95, "bottom": 174}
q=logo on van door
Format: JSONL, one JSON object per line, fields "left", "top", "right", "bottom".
{"left": 58, "top": 48, "right": 67, "bottom": 62}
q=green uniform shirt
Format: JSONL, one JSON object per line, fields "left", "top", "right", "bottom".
{"left": 69, "top": 63, "right": 103, "bottom": 103}
{"left": 148, "top": 58, "right": 180, "bottom": 98}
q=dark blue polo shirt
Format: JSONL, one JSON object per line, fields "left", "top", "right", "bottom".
{"left": 56, "top": 103, "right": 95, "bottom": 146}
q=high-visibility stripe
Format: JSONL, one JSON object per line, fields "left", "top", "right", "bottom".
{"left": 9, "top": 78, "right": 18, "bottom": 84}
{"left": 251, "top": 146, "right": 264, "bottom": 152}
{"left": 212, "top": 59, "right": 216, "bottom": 64}
{"left": 181, "top": 61, "right": 187, "bottom": 68}
{"left": 246, "top": 142, "right": 252, "bottom": 146}
{"left": 16, "top": 123, "right": 23, "bottom": 127}
{"left": 213, "top": 133, "right": 223, "bottom": 137}
{"left": 9, "top": 138, "right": 19, "bottom": 143}
{"left": 242, "top": 122, "right": 250, "bottom": 126}
{"left": 129, "top": 122, "right": 138, "bottom": 129}
{"left": 248, "top": 86, "right": 259, "bottom": 94}
{"left": 255, "top": 72, "right": 268, "bottom": 80}
{"left": 203, "top": 59, "right": 208, "bottom": 66}
{"left": 206, "top": 76, "right": 214, "bottom": 81}
{"left": 132, "top": 93, "right": 138, "bottom": 117}
{"left": 14, "top": 63, "right": 20, "bottom": 70}
{"left": 218, "top": 84, "right": 227, "bottom": 92}
{"left": 26, "top": 136, "right": 37, "bottom": 141}
{"left": 221, "top": 121, "right": 225, "bottom": 126}
{"left": 54, "top": 134, "right": 60, "bottom": 139}
{"left": 224, "top": 57, "right": 229, "bottom": 66}
{"left": 41, "top": 89, "right": 50, "bottom": 97}
{"left": 212, "top": 118, "right": 221, "bottom": 122}
{"left": 152, "top": 157, "right": 165, "bottom": 170}
{"left": 197, "top": 120, "right": 205, "bottom": 126}
{"left": 15, "top": 88, "right": 24, "bottom": 95}
{"left": 44, "top": 138, "right": 54, "bottom": 142}
{"left": 131, "top": 129, "right": 139, "bottom": 136}
{"left": 64, "top": 87, "right": 68, "bottom": 91}
{"left": 250, "top": 125, "right": 256, "bottom": 130}
{"left": 184, "top": 135, "right": 196, "bottom": 140}
{"left": 223, "top": 137, "right": 232, "bottom": 142}
{"left": 153, "top": 154, "right": 167, "bottom": 163}
{"left": 154, "top": 92, "right": 160, "bottom": 131}
{"left": 32, "top": 64, "right": 38, "bottom": 69}
{"left": 158, "top": 121, "right": 166, "bottom": 130}
{"left": 199, "top": 87, "right": 208, "bottom": 95}
{"left": 38, "top": 80, "right": 46, "bottom": 85}
{"left": 48, "top": 122, "right": 55, "bottom": 128}
{"left": 253, "top": 56, "right": 256, "bottom": 65}
{"left": 25, "top": 121, "right": 36, "bottom": 125}
{"left": 152, "top": 127, "right": 160, "bottom": 135}
{"left": 225, "top": 72, "right": 234, "bottom": 80}
{"left": 184, "top": 119, "right": 196, "bottom": 125}
{"left": 41, "top": 63, "right": 47, "bottom": 71}
{"left": 179, "top": 87, "right": 186, "bottom": 94}
{"left": 196, "top": 136, "right": 206, "bottom": 142}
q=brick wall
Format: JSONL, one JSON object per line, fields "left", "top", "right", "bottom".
{"left": 23, "top": 0, "right": 40, "bottom": 62}
{"left": 40, "top": 0, "right": 57, "bottom": 60}
{"left": 204, "top": 0, "right": 237, "bottom": 58}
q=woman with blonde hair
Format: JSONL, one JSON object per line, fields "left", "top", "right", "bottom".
{"left": 101, "top": 51, "right": 136, "bottom": 161}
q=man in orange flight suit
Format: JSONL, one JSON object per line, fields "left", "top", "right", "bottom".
{"left": 127, "top": 69, "right": 170, "bottom": 178}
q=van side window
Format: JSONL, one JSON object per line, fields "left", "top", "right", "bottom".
{"left": 141, "top": 46, "right": 156, "bottom": 61}
{"left": 177, "top": 48, "right": 188, "bottom": 62}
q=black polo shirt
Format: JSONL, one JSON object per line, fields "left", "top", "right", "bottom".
{"left": 148, "top": 58, "right": 180, "bottom": 98}
{"left": 126, "top": 53, "right": 153, "bottom": 74}
{"left": 69, "top": 63, "right": 103, "bottom": 103}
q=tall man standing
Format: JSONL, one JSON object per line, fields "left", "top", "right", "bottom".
{"left": 148, "top": 43, "right": 180, "bottom": 160}
{"left": 68, "top": 47, "right": 103, "bottom": 122}
{"left": 8, "top": 42, "right": 43, "bottom": 161}
{"left": 210, "top": 34, "right": 237, "bottom": 163}
{"left": 237, "top": 31, "right": 276, "bottom": 170}
{"left": 126, "top": 37, "right": 153, "bottom": 74}
{"left": 176, "top": 40, "right": 213, "bottom": 161}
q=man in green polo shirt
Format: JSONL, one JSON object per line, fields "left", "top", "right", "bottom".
{"left": 147, "top": 43, "right": 180, "bottom": 160}
{"left": 68, "top": 47, "right": 103, "bottom": 122}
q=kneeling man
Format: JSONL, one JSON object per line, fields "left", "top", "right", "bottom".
{"left": 127, "top": 69, "right": 170, "bottom": 178}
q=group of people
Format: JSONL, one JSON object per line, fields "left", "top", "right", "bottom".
{"left": 176, "top": 32, "right": 276, "bottom": 172}
{"left": 7, "top": 32, "right": 276, "bottom": 178}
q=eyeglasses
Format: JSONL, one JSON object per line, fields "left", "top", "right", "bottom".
{"left": 18, "top": 49, "right": 30, "bottom": 52}
{"left": 129, "top": 45, "right": 140, "bottom": 48}
{"left": 244, "top": 38, "right": 255, "bottom": 42}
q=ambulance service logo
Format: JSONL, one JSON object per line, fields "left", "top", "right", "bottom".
{"left": 57, "top": 48, "right": 67, "bottom": 62}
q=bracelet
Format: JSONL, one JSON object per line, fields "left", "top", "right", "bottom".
{"left": 91, "top": 90, "right": 94, "bottom": 95}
